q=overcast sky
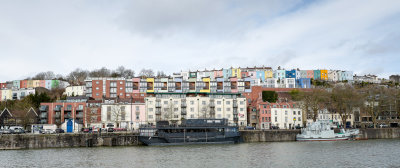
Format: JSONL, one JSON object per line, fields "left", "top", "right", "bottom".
{"left": 1, "top": 0, "right": 400, "bottom": 81}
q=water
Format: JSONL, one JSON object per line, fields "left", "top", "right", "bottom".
{"left": 0, "top": 139, "right": 399, "bottom": 168}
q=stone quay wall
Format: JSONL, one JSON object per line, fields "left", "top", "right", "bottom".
{"left": 0, "top": 132, "right": 140, "bottom": 150}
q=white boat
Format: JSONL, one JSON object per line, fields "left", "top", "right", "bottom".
{"left": 296, "top": 120, "right": 359, "bottom": 141}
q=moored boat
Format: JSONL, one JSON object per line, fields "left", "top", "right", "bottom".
{"left": 296, "top": 120, "right": 359, "bottom": 141}
{"left": 139, "top": 119, "right": 240, "bottom": 146}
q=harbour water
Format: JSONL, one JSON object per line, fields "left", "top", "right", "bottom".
{"left": 0, "top": 139, "right": 399, "bottom": 168}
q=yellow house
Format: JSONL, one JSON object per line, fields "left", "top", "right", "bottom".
{"left": 1, "top": 89, "right": 12, "bottom": 101}
{"left": 320, "top": 70, "right": 328, "bottom": 81}
{"left": 33, "top": 80, "right": 40, "bottom": 88}
{"left": 265, "top": 70, "right": 273, "bottom": 79}
{"left": 146, "top": 78, "right": 154, "bottom": 92}
{"left": 231, "top": 68, "right": 241, "bottom": 79}
{"left": 27, "top": 80, "right": 34, "bottom": 88}
{"left": 200, "top": 78, "right": 211, "bottom": 93}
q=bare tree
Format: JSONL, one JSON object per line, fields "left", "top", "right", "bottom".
{"left": 67, "top": 68, "right": 88, "bottom": 85}
{"left": 331, "top": 85, "right": 362, "bottom": 128}
{"left": 33, "top": 71, "right": 56, "bottom": 80}
{"left": 299, "top": 88, "right": 328, "bottom": 123}
{"left": 139, "top": 69, "right": 154, "bottom": 78}
{"left": 156, "top": 71, "right": 167, "bottom": 78}
{"left": 89, "top": 67, "right": 111, "bottom": 77}
{"left": 115, "top": 66, "right": 135, "bottom": 78}
{"left": 362, "top": 86, "right": 391, "bottom": 128}
{"left": 111, "top": 104, "right": 126, "bottom": 128}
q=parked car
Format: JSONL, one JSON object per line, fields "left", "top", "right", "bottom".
{"left": 9, "top": 126, "right": 25, "bottom": 134}
{"left": 55, "top": 128, "right": 65, "bottom": 133}
{"left": 379, "top": 124, "right": 389, "bottom": 128}
{"left": 113, "top": 128, "right": 127, "bottom": 132}
{"left": 42, "top": 129, "right": 56, "bottom": 134}
{"left": 271, "top": 126, "right": 280, "bottom": 129}
{"left": 82, "top": 128, "right": 90, "bottom": 133}
{"left": 244, "top": 126, "right": 256, "bottom": 130}
{"left": 2, "top": 129, "right": 12, "bottom": 134}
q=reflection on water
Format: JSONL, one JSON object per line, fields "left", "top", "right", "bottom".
{"left": 1, "top": 139, "right": 399, "bottom": 168}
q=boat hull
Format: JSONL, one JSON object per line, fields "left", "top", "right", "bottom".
{"left": 139, "top": 136, "right": 240, "bottom": 146}
{"left": 296, "top": 137, "right": 349, "bottom": 141}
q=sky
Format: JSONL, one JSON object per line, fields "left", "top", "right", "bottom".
{"left": 0, "top": 0, "right": 400, "bottom": 81}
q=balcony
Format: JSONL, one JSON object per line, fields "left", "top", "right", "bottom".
{"left": 40, "top": 112, "right": 47, "bottom": 119}
{"left": 233, "top": 109, "right": 238, "bottom": 114}
{"left": 181, "top": 101, "right": 187, "bottom": 107}
{"left": 181, "top": 109, "right": 187, "bottom": 115}
{"left": 209, "top": 102, "right": 215, "bottom": 107}
{"left": 54, "top": 106, "right": 62, "bottom": 112}
{"left": 65, "top": 106, "right": 72, "bottom": 111}
{"left": 156, "top": 103, "right": 162, "bottom": 108}
{"left": 55, "top": 119, "right": 61, "bottom": 124}
{"left": 55, "top": 112, "right": 61, "bottom": 118}
{"left": 39, "top": 105, "right": 48, "bottom": 111}
{"left": 39, "top": 119, "right": 47, "bottom": 124}
{"left": 76, "top": 106, "right": 84, "bottom": 111}
{"left": 210, "top": 109, "right": 215, "bottom": 115}
{"left": 76, "top": 113, "right": 84, "bottom": 118}
{"left": 155, "top": 109, "right": 161, "bottom": 115}
{"left": 64, "top": 113, "right": 72, "bottom": 119}
{"left": 233, "top": 101, "right": 238, "bottom": 108}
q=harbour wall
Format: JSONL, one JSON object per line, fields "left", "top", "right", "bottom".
{"left": 1, "top": 128, "right": 400, "bottom": 149}
{"left": 0, "top": 133, "right": 140, "bottom": 150}
{"left": 240, "top": 128, "right": 400, "bottom": 142}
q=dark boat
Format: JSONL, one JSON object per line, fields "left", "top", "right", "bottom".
{"left": 138, "top": 119, "right": 240, "bottom": 146}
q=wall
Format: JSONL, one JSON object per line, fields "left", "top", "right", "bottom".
{"left": 240, "top": 130, "right": 300, "bottom": 142}
{"left": 358, "top": 128, "right": 400, "bottom": 139}
{"left": 0, "top": 133, "right": 140, "bottom": 150}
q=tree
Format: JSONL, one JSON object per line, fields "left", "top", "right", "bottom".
{"left": 289, "top": 89, "right": 301, "bottom": 101}
{"left": 115, "top": 66, "right": 135, "bottom": 78}
{"left": 299, "top": 88, "right": 328, "bottom": 123}
{"left": 67, "top": 68, "right": 88, "bottom": 85}
{"left": 330, "top": 85, "right": 362, "bottom": 128}
{"left": 111, "top": 104, "right": 125, "bottom": 128}
{"left": 362, "top": 86, "right": 391, "bottom": 128}
{"left": 89, "top": 67, "right": 111, "bottom": 77}
{"left": 26, "top": 92, "right": 52, "bottom": 108}
{"left": 139, "top": 69, "right": 154, "bottom": 78}
{"left": 156, "top": 71, "right": 167, "bottom": 78}
{"left": 32, "top": 71, "right": 56, "bottom": 80}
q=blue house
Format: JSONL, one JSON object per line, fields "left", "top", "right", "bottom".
{"left": 286, "top": 70, "right": 296, "bottom": 78}
{"left": 297, "top": 78, "right": 311, "bottom": 88}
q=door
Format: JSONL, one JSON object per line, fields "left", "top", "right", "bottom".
{"left": 67, "top": 119, "right": 73, "bottom": 133}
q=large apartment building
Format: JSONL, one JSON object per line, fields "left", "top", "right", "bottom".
{"left": 145, "top": 93, "right": 247, "bottom": 127}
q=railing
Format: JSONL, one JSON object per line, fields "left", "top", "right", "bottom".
{"left": 39, "top": 105, "right": 48, "bottom": 111}
{"left": 40, "top": 113, "right": 47, "bottom": 119}
{"left": 55, "top": 112, "right": 61, "bottom": 118}
{"left": 181, "top": 110, "right": 187, "bottom": 115}
{"left": 54, "top": 106, "right": 62, "bottom": 111}
{"left": 156, "top": 103, "right": 162, "bottom": 108}
{"left": 65, "top": 106, "right": 72, "bottom": 111}
{"left": 155, "top": 109, "right": 161, "bottom": 115}
{"left": 76, "top": 113, "right": 84, "bottom": 118}
{"left": 77, "top": 106, "right": 84, "bottom": 111}
{"left": 64, "top": 114, "right": 72, "bottom": 119}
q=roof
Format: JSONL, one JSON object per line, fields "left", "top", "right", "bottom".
{"left": 0, "top": 108, "right": 12, "bottom": 117}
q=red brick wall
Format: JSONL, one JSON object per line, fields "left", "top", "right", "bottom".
{"left": 92, "top": 80, "right": 103, "bottom": 99}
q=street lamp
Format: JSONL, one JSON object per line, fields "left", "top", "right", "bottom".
{"left": 293, "top": 117, "right": 296, "bottom": 129}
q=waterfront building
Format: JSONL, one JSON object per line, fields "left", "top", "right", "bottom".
{"left": 214, "top": 70, "right": 223, "bottom": 79}
{"left": 223, "top": 68, "right": 232, "bottom": 79}
{"left": 274, "top": 70, "right": 286, "bottom": 80}
{"left": 145, "top": 93, "right": 247, "bottom": 127}
{"left": 270, "top": 102, "right": 303, "bottom": 129}
{"left": 389, "top": 75, "right": 400, "bottom": 83}
{"left": 65, "top": 85, "right": 86, "bottom": 97}
{"left": 296, "top": 78, "right": 311, "bottom": 88}
{"left": 310, "top": 109, "right": 355, "bottom": 128}
{"left": 100, "top": 98, "right": 146, "bottom": 130}
{"left": 306, "top": 70, "right": 314, "bottom": 79}
{"left": 353, "top": 74, "right": 380, "bottom": 83}
{"left": 39, "top": 100, "right": 88, "bottom": 126}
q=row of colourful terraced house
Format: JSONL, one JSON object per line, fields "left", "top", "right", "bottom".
{"left": 175, "top": 67, "right": 353, "bottom": 84}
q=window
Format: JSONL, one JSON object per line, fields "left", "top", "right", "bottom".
{"left": 107, "top": 106, "right": 111, "bottom": 121}
{"left": 136, "top": 115, "right": 139, "bottom": 120}
{"left": 96, "top": 81, "right": 99, "bottom": 84}
{"left": 190, "top": 101, "right": 194, "bottom": 105}
{"left": 298, "top": 111, "right": 300, "bottom": 115}
{"left": 174, "top": 115, "right": 179, "bottom": 118}
{"left": 285, "top": 111, "right": 288, "bottom": 115}
{"left": 120, "top": 81, "right": 123, "bottom": 84}
{"left": 240, "top": 101, "right": 244, "bottom": 105}
{"left": 240, "top": 108, "right": 244, "bottom": 111}
{"left": 275, "top": 110, "right": 277, "bottom": 115}
{"left": 164, "top": 101, "right": 168, "bottom": 105}
{"left": 217, "top": 108, "right": 221, "bottom": 111}
{"left": 136, "top": 106, "right": 139, "bottom": 111}
{"left": 190, "top": 114, "right": 194, "bottom": 118}
{"left": 96, "top": 87, "right": 99, "bottom": 90}
{"left": 226, "top": 101, "right": 230, "bottom": 105}
{"left": 149, "top": 108, "right": 153, "bottom": 112}
{"left": 174, "top": 101, "right": 178, "bottom": 105}
{"left": 227, "top": 114, "right": 231, "bottom": 118}
{"left": 217, "top": 114, "right": 221, "bottom": 118}
{"left": 148, "top": 115, "right": 153, "bottom": 119}
{"left": 293, "top": 111, "right": 296, "bottom": 115}
{"left": 120, "top": 87, "right": 123, "bottom": 90}
{"left": 202, "top": 101, "right": 206, "bottom": 105}
{"left": 96, "top": 93, "right": 99, "bottom": 96}
{"left": 285, "top": 117, "right": 288, "bottom": 122}
{"left": 174, "top": 108, "right": 178, "bottom": 112}
{"left": 226, "top": 108, "right": 231, "bottom": 111}
{"left": 298, "top": 117, "right": 301, "bottom": 121}
{"left": 275, "top": 117, "right": 277, "bottom": 122}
